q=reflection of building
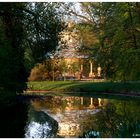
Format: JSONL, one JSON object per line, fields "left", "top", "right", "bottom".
{"left": 30, "top": 96, "right": 108, "bottom": 138}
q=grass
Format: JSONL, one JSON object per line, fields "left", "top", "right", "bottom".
{"left": 27, "top": 81, "right": 140, "bottom": 95}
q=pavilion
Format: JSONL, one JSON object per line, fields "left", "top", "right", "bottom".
{"left": 58, "top": 22, "right": 101, "bottom": 80}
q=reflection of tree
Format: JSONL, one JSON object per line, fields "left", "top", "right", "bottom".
{"left": 79, "top": 130, "right": 100, "bottom": 138}
{"left": 29, "top": 96, "right": 140, "bottom": 138}
{"left": 92, "top": 101, "right": 140, "bottom": 138}
{"left": 77, "top": 113, "right": 97, "bottom": 136}
{"left": 115, "top": 101, "right": 140, "bottom": 138}
{"left": 25, "top": 108, "right": 58, "bottom": 138}
{"left": 30, "top": 96, "right": 102, "bottom": 137}
{"left": 0, "top": 100, "right": 28, "bottom": 137}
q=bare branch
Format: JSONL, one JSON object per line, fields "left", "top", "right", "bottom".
{"left": 69, "top": 10, "right": 95, "bottom": 25}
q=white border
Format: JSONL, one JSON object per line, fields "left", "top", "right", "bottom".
{"left": 0, "top": 0, "right": 140, "bottom": 2}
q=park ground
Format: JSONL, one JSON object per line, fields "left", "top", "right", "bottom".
{"left": 26, "top": 81, "right": 140, "bottom": 98}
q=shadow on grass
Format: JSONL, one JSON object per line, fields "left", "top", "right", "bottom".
{"left": 27, "top": 81, "right": 140, "bottom": 98}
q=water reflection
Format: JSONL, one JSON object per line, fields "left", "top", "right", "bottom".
{"left": 25, "top": 109, "right": 58, "bottom": 138}
{"left": 25, "top": 95, "right": 140, "bottom": 138}
{"left": 0, "top": 92, "right": 28, "bottom": 138}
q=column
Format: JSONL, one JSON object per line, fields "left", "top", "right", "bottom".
{"left": 89, "top": 60, "right": 93, "bottom": 77}
{"left": 89, "top": 97, "right": 94, "bottom": 108}
{"left": 90, "top": 97, "right": 93, "bottom": 105}
{"left": 98, "top": 98, "right": 102, "bottom": 106}
{"left": 80, "top": 97, "right": 83, "bottom": 105}
{"left": 97, "top": 65, "right": 101, "bottom": 77}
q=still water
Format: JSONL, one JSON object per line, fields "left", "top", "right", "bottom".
{"left": 24, "top": 94, "right": 140, "bottom": 138}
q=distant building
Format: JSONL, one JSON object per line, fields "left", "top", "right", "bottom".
{"left": 58, "top": 22, "right": 82, "bottom": 79}
{"left": 57, "top": 21, "right": 102, "bottom": 80}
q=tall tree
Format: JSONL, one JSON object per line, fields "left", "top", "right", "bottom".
{"left": 0, "top": 2, "right": 66, "bottom": 92}
{"left": 23, "top": 3, "right": 66, "bottom": 64}
{"left": 0, "top": 3, "right": 28, "bottom": 92}
{"left": 71, "top": 2, "right": 140, "bottom": 81}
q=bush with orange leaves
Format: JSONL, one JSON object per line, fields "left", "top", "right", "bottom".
{"left": 28, "top": 59, "right": 63, "bottom": 81}
{"left": 28, "top": 63, "right": 49, "bottom": 81}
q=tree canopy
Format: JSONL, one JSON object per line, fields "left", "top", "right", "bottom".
{"left": 0, "top": 2, "right": 140, "bottom": 92}
{"left": 72, "top": 2, "right": 140, "bottom": 81}
{"left": 0, "top": 2, "right": 66, "bottom": 92}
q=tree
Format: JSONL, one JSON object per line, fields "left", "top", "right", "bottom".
{"left": 0, "top": 2, "right": 67, "bottom": 91}
{"left": 0, "top": 3, "right": 28, "bottom": 92}
{"left": 23, "top": 3, "right": 66, "bottom": 64}
{"left": 70, "top": 2, "right": 140, "bottom": 81}
{"left": 28, "top": 58, "right": 68, "bottom": 81}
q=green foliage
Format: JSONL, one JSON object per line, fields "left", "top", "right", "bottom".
{"left": 27, "top": 81, "right": 140, "bottom": 95}
{"left": 76, "top": 2, "right": 140, "bottom": 81}
{"left": 0, "top": 3, "right": 28, "bottom": 92}
{"left": 93, "top": 100, "right": 140, "bottom": 137}
{"left": 23, "top": 3, "right": 66, "bottom": 63}
{"left": 75, "top": 23, "right": 99, "bottom": 58}
{"left": 0, "top": 3, "right": 66, "bottom": 92}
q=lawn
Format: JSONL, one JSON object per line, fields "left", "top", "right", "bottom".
{"left": 27, "top": 81, "right": 140, "bottom": 96}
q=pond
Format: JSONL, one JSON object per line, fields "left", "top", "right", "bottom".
{"left": 24, "top": 93, "right": 140, "bottom": 138}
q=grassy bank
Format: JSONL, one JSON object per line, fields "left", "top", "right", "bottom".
{"left": 27, "top": 81, "right": 140, "bottom": 95}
